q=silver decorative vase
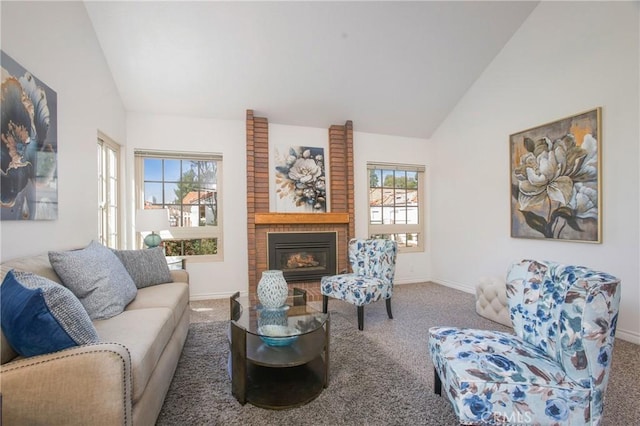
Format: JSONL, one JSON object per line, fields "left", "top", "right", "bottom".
{"left": 257, "top": 270, "right": 289, "bottom": 309}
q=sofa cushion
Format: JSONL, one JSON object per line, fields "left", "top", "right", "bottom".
{"left": 93, "top": 307, "right": 175, "bottom": 403}
{"left": 0, "top": 253, "right": 63, "bottom": 284}
{"left": 1, "top": 270, "right": 99, "bottom": 357}
{"left": 112, "top": 247, "right": 173, "bottom": 289}
{"left": 126, "top": 282, "right": 189, "bottom": 329}
{"left": 49, "top": 241, "right": 137, "bottom": 320}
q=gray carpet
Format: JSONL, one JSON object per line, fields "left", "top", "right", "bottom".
{"left": 157, "top": 282, "right": 640, "bottom": 425}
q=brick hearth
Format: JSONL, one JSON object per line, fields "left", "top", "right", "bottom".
{"left": 246, "top": 110, "right": 355, "bottom": 301}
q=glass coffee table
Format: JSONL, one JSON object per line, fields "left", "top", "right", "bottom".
{"left": 228, "top": 288, "right": 330, "bottom": 409}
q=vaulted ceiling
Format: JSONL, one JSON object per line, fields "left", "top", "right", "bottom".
{"left": 85, "top": 1, "right": 538, "bottom": 138}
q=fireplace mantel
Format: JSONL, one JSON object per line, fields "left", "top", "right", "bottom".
{"left": 255, "top": 212, "right": 349, "bottom": 225}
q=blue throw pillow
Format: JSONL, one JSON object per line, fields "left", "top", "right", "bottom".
{"left": 0, "top": 270, "right": 99, "bottom": 357}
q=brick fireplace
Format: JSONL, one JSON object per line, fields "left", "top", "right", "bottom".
{"left": 246, "top": 110, "right": 355, "bottom": 301}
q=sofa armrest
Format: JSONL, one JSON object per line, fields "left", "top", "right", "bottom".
{"left": 171, "top": 269, "right": 189, "bottom": 284}
{"left": 1, "top": 343, "right": 133, "bottom": 426}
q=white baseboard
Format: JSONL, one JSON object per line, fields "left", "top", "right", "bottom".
{"left": 189, "top": 279, "right": 433, "bottom": 300}
{"left": 190, "top": 291, "right": 247, "bottom": 301}
{"left": 615, "top": 329, "right": 640, "bottom": 345}
{"left": 430, "top": 278, "right": 474, "bottom": 294}
{"left": 393, "top": 277, "right": 431, "bottom": 286}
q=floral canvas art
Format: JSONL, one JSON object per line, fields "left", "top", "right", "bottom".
{"left": 510, "top": 108, "right": 601, "bottom": 242}
{"left": 1, "top": 50, "right": 58, "bottom": 220}
{"left": 274, "top": 146, "right": 327, "bottom": 212}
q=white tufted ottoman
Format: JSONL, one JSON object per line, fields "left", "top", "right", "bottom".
{"left": 475, "top": 276, "right": 511, "bottom": 327}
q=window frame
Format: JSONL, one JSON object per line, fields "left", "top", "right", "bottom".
{"left": 367, "top": 162, "right": 425, "bottom": 253}
{"left": 134, "top": 149, "right": 223, "bottom": 261}
{"left": 98, "top": 132, "right": 121, "bottom": 249}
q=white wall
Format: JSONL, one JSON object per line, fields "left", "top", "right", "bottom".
{"left": 0, "top": 1, "right": 126, "bottom": 260}
{"left": 430, "top": 1, "right": 639, "bottom": 343}
{"left": 354, "top": 131, "right": 431, "bottom": 284}
{"left": 126, "top": 112, "right": 247, "bottom": 299}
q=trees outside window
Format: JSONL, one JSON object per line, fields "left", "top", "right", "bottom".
{"left": 135, "top": 151, "right": 223, "bottom": 259}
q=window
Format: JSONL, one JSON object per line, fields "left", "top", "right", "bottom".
{"left": 367, "top": 162, "right": 425, "bottom": 252}
{"left": 98, "top": 133, "right": 120, "bottom": 248}
{"left": 135, "top": 150, "right": 223, "bottom": 259}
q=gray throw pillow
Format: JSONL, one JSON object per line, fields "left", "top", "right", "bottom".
{"left": 49, "top": 241, "right": 137, "bottom": 320}
{"left": 112, "top": 247, "right": 173, "bottom": 289}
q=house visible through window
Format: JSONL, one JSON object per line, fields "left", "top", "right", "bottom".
{"left": 135, "top": 150, "right": 223, "bottom": 259}
{"left": 98, "top": 133, "right": 120, "bottom": 248}
{"left": 368, "top": 162, "right": 425, "bottom": 252}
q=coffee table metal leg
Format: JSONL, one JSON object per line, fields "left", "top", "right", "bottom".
{"left": 324, "top": 314, "right": 330, "bottom": 388}
{"left": 230, "top": 323, "right": 247, "bottom": 404}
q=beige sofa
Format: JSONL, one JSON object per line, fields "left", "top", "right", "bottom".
{"left": 0, "top": 254, "right": 190, "bottom": 426}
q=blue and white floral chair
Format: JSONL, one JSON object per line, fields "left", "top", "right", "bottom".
{"left": 321, "top": 238, "right": 397, "bottom": 331}
{"left": 429, "top": 259, "right": 621, "bottom": 425}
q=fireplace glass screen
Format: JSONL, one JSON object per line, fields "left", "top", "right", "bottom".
{"left": 268, "top": 232, "right": 337, "bottom": 282}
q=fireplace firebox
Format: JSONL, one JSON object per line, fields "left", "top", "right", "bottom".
{"left": 267, "top": 232, "right": 337, "bottom": 282}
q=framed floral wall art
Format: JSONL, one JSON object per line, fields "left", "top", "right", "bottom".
{"left": 510, "top": 108, "right": 602, "bottom": 243}
{"left": 1, "top": 50, "right": 58, "bottom": 220}
{"left": 273, "top": 145, "right": 327, "bottom": 212}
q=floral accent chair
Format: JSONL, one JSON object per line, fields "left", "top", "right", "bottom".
{"left": 321, "top": 238, "right": 397, "bottom": 331}
{"left": 429, "top": 259, "right": 621, "bottom": 425}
